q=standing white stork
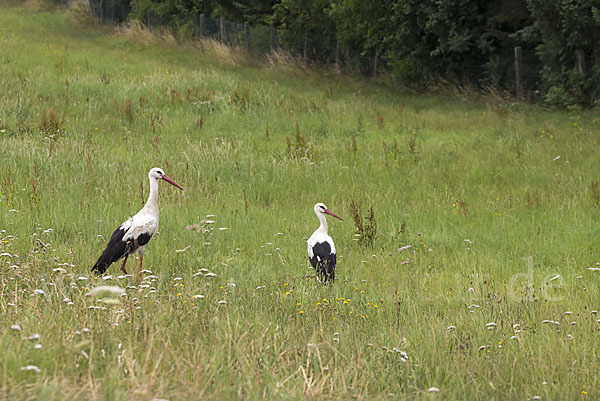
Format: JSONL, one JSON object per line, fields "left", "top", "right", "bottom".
{"left": 91, "top": 167, "right": 183, "bottom": 279}
{"left": 307, "top": 202, "right": 343, "bottom": 283}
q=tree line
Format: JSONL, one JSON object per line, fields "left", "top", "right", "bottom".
{"left": 98, "top": 0, "right": 600, "bottom": 107}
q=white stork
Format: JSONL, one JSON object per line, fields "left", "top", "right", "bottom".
{"left": 91, "top": 167, "right": 183, "bottom": 279}
{"left": 307, "top": 202, "right": 343, "bottom": 283}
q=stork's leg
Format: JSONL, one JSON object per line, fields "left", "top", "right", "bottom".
{"left": 138, "top": 255, "right": 144, "bottom": 281}
{"left": 120, "top": 253, "right": 129, "bottom": 275}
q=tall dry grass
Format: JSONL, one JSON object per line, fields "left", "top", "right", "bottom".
{"left": 198, "top": 38, "right": 251, "bottom": 67}
{"left": 113, "top": 21, "right": 177, "bottom": 47}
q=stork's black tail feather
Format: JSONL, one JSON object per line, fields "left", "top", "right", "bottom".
{"left": 316, "top": 254, "right": 336, "bottom": 283}
{"left": 309, "top": 242, "right": 337, "bottom": 284}
{"left": 91, "top": 226, "right": 128, "bottom": 275}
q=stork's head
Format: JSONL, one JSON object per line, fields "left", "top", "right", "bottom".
{"left": 314, "top": 202, "right": 343, "bottom": 220}
{"left": 149, "top": 167, "right": 184, "bottom": 190}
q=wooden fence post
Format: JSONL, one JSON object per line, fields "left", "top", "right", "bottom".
{"left": 303, "top": 36, "right": 308, "bottom": 63}
{"left": 198, "top": 13, "right": 205, "bottom": 38}
{"left": 335, "top": 39, "right": 340, "bottom": 69}
{"left": 373, "top": 47, "right": 378, "bottom": 76}
{"left": 269, "top": 27, "right": 276, "bottom": 51}
{"left": 514, "top": 46, "right": 523, "bottom": 98}
{"left": 244, "top": 22, "right": 250, "bottom": 51}
{"left": 219, "top": 17, "right": 227, "bottom": 42}
{"left": 575, "top": 49, "right": 585, "bottom": 76}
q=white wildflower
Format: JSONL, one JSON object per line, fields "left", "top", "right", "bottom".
{"left": 20, "top": 365, "right": 41, "bottom": 373}
{"left": 24, "top": 333, "right": 41, "bottom": 341}
{"left": 89, "top": 286, "right": 125, "bottom": 298}
{"left": 392, "top": 348, "right": 408, "bottom": 362}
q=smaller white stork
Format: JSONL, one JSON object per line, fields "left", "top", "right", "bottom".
{"left": 91, "top": 168, "right": 183, "bottom": 279}
{"left": 307, "top": 202, "right": 343, "bottom": 283}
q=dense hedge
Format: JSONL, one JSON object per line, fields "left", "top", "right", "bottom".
{"left": 122, "top": 0, "right": 599, "bottom": 106}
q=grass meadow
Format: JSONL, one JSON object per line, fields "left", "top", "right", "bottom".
{"left": 1, "top": 3, "right": 600, "bottom": 400}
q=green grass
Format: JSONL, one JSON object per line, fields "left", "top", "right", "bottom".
{"left": 1, "top": 3, "right": 600, "bottom": 400}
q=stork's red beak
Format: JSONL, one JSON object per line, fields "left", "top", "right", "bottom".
{"left": 324, "top": 209, "right": 343, "bottom": 221}
{"left": 161, "top": 174, "right": 184, "bottom": 190}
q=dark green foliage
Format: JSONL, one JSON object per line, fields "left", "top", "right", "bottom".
{"left": 113, "top": 0, "right": 600, "bottom": 106}
{"left": 89, "top": 0, "right": 131, "bottom": 23}
{"left": 526, "top": 0, "right": 600, "bottom": 106}
{"left": 129, "top": 0, "right": 279, "bottom": 25}
{"left": 331, "top": 0, "right": 536, "bottom": 88}
{"left": 269, "top": 0, "right": 337, "bottom": 61}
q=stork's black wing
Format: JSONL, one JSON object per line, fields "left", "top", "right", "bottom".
{"left": 91, "top": 225, "right": 155, "bottom": 275}
{"left": 309, "top": 241, "right": 331, "bottom": 267}
{"left": 91, "top": 226, "right": 128, "bottom": 275}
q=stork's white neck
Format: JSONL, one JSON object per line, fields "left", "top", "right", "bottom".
{"left": 141, "top": 176, "right": 160, "bottom": 215}
{"left": 316, "top": 210, "right": 328, "bottom": 234}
